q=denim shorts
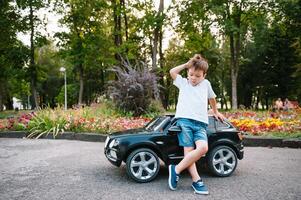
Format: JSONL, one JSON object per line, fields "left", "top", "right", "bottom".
{"left": 176, "top": 118, "right": 208, "bottom": 147}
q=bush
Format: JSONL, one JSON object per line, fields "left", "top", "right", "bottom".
{"left": 27, "top": 108, "right": 66, "bottom": 139}
{"left": 144, "top": 100, "right": 165, "bottom": 118}
{"left": 107, "top": 59, "right": 161, "bottom": 116}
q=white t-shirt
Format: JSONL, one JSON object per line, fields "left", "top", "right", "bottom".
{"left": 173, "top": 74, "right": 216, "bottom": 124}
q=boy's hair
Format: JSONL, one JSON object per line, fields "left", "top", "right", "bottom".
{"left": 187, "top": 54, "right": 209, "bottom": 74}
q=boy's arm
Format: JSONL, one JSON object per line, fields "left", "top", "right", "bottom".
{"left": 169, "top": 62, "right": 189, "bottom": 80}
{"left": 209, "top": 98, "right": 225, "bottom": 121}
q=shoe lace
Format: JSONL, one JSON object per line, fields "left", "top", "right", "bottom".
{"left": 176, "top": 176, "right": 179, "bottom": 182}
{"left": 196, "top": 180, "right": 204, "bottom": 186}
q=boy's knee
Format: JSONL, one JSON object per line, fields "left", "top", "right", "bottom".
{"left": 202, "top": 145, "right": 208, "bottom": 154}
{"left": 196, "top": 145, "right": 208, "bottom": 155}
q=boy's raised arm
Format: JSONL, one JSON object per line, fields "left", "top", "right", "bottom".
{"left": 169, "top": 63, "right": 189, "bottom": 80}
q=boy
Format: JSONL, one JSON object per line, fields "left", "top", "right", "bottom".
{"left": 168, "top": 54, "right": 224, "bottom": 195}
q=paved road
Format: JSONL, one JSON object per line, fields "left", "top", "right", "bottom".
{"left": 0, "top": 138, "right": 300, "bottom": 200}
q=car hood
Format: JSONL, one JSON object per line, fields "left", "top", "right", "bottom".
{"left": 109, "top": 128, "right": 150, "bottom": 137}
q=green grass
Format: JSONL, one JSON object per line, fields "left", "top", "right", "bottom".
{"left": 260, "top": 131, "right": 301, "bottom": 139}
{"left": 0, "top": 110, "right": 32, "bottom": 119}
{"left": 0, "top": 111, "right": 16, "bottom": 119}
{"left": 0, "top": 111, "right": 20, "bottom": 119}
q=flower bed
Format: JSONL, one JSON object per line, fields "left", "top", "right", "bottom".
{"left": 0, "top": 105, "right": 151, "bottom": 137}
{"left": 224, "top": 109, "right": 301, "bottom": 136}
{"left": 0, "top": 112, "right": 34, "bottom": 131}
{"left": 64, "top": 115, "right": 150, "bottom": 133}
{"left": 0, "top": 105, "right": 300, "bottom": 138}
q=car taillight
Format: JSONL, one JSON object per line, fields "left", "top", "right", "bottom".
{"left": 237, "top": 132, "right": 243, "bottom": 140}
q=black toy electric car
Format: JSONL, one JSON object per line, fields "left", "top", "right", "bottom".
{"left": 104, "top": 115, "right": 244, "bottom": 183}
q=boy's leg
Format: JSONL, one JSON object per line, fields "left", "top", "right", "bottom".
{"left": 183, "top": 147, "right": 201, "bottom": 182}
{"left": 175, "top": 140, "right": 208, "bottom": 175}
{"left": 183, "top": 141, "right": 209, "bottom": 195}
{"left": 169, "top": 119, "right": 194, "bottom": 190}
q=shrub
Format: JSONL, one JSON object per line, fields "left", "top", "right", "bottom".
{"left": 27, "top": 108, "right": 66, "bottom": 139}
{"left": 144, "top": 100, "right": 165, "bottom": 118}
{"left": 107, "top": 58, "right": 161, "bottom": 116}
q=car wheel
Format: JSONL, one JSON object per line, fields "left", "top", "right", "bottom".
{"left": 207, "top": 145, "right": 237, "bottom": 177}
{"left": 126, "top": 148, "right": 160, "bottom": 183}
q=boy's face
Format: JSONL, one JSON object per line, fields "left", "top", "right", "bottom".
{"left": 188, "top": 68, "right": 205, "bottom": 86}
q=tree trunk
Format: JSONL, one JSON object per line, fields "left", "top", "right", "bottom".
{"left": 0, "top": 81, "right": 4, "bottom": 111}
{"left": 231, "top": 69, "right": 238, "bottom": 109}
{"left": 112, "top": 0, "right": 122, "bottom": 62}
{"left": 29, "top": 1, "right": 38, "bottom": 109}
{"left": 152, "top": 36, "right": 158, "bottom": 69}
{"left": 233, "top": 7, "right": 241, "bottom": 109}
{"left": 78, "top": 64, "right": 84, "bottom": 105}
{"left": 229, "top": 32, "right": 237, "bottom": 109}
{"left": 120, "top": 0, "right": 128, "bottom": 41}
{"left": 5, "top": 95, "right": 13, "bottom": 110}
{"left": 100, "top": 68, "right": 105, "bottom": 92}
{"left": 152, "top": 0, "right": 164, "bottom": 70}
{"left": 227, "top": 3, "right": 242, "bottom": 110}
{"left": 70, "top": 2, "right": 85, "bottom": 106}
{"left": 158, "top": 7, "right": 167, "bottom": 107}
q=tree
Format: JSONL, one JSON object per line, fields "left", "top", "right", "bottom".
{"left": 151, "top": 0, "right": 164, "bottom": 70}
{"left": 208, "top": 0, "right": 262, "bottom": 109}
{"left": 236, "top": 0, "right": 301, "bottom": 109}
{"left": 34, "top": 43, "right": 64, "bottom": 107}
{"left": 55, "top": 0, "right": 113, "bottom": 105}
{"left": 17, "top": 0, "right": 48, "bottom": 109}
{"left": 0, "top": 0, "right": 28, "bottom": 110}
{"left": 165, "top": 0, "right": 223, "bottom": 109}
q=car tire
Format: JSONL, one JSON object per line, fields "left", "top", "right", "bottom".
{"left": 126, "top": 148, "right": 160, "bottom": 183}
{"left": 207, "top": 145, "right": 238, "bottom": 177}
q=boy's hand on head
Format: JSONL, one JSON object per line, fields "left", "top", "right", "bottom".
{"left": 185, "top": 61, "right": 192, "bottom": 69}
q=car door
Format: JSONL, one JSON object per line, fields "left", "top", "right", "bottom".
{"left": 207, "top": 116, "right": 216, "bottom": 135}
{"left": 154, "top": 120, "right": 183, "bottom": 164}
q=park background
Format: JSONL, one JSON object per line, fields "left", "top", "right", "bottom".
{"left": 0, "top": 0, "right": 300, "bottom": 138}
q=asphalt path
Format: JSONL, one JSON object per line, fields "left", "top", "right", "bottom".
{"left": 0, "top": 138, "right": 300, "bottom": 200}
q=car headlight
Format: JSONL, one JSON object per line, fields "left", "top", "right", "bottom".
{"left": 109, "top": 150, "right": 117, "bottom": 159}
{"left": 104, "top": 136, "right": 110, "bottom": 148}
{"left": 109, "top": 139, "right": 119, "bottom": 148}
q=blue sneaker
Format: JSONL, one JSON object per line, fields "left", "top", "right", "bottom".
{"left": 191, "top": 179, "right": 209, "bottom": 195}
{"left": 168, "top": 165, "right": 179, "bottom": 190}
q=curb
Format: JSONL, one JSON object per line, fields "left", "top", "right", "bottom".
{"left": 243, "top": 135, "right": 301, "bottom": 148}
{"left": 0, "top": 131, "right": 300, "bottom": 148}
{"left": 0, "top": 131, "right": 107, "bottom": 143}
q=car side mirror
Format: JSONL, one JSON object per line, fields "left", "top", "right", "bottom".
{"left": 168, "top": 125, "right": 181, "bottom": 134}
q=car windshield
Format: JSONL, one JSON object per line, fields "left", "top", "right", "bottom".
{"left": 145, "top": 116, "right": 171, "bottom": 131}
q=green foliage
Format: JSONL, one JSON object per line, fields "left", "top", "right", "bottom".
{"left": 56, "top": 84, "right": 79, "bottom": 108}
{"left": 143, "top": 100, "right": 165, "bottom": 118}
{"left": 236, "top": 0, "right": 301, "bottom": 108}
{"left": 54, "top": 0, "right": 115, "bottom": 104}
{"left": 0, "top": 111, "right": 18, "bottom": 119}
{"left": 27, "top": 108, "right": 66, "bottom": 139}
{"left": 264, "top": 131, "right": 301, "bottom": 139}
{"left": 13, "top": 123, "right": 27, "bottom": 131}
{"left": 0, "top": 1, "right": 29, "bottom": 110}
{"left": 1, "top": 0, "right": 300, "bottom": 111}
